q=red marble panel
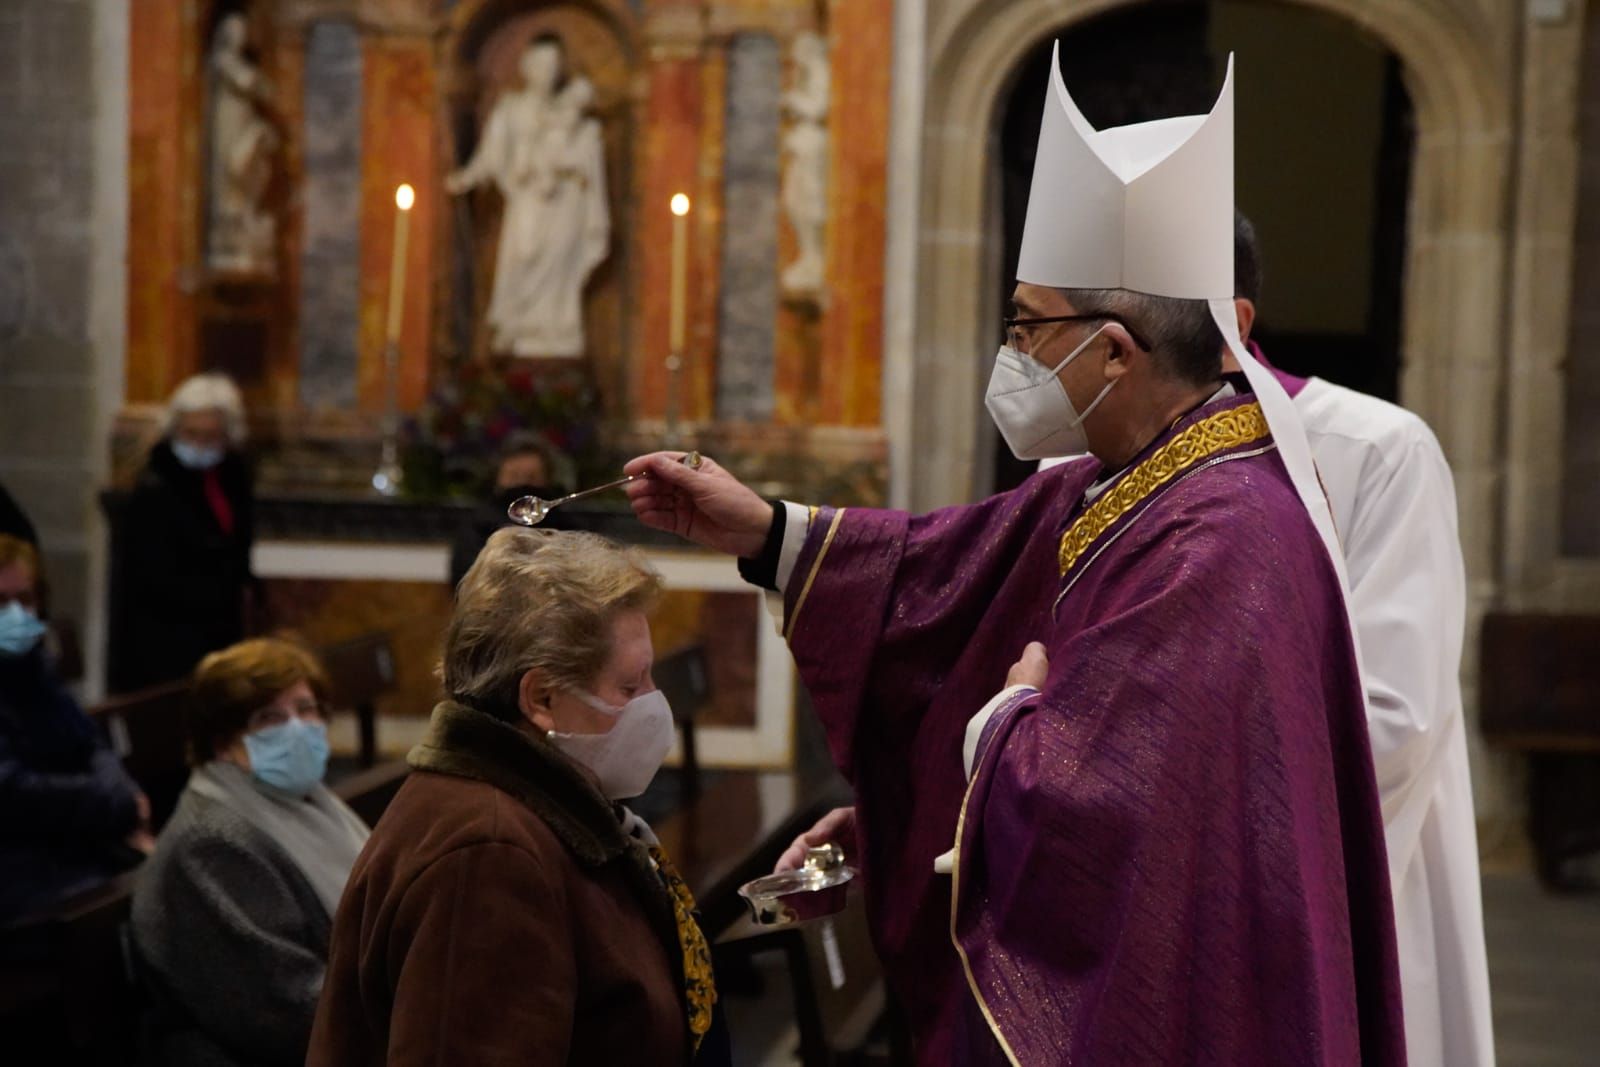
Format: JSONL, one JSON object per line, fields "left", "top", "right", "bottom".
{"left": 357, "top": 37, "right": 439, "bottom": 413}
{"left": 819, "top": 0, "right": 891, "bottom": 427}
{"left": 126, "top": 0, "right": 202, "bottom": 404}
{"left": 635, "top": 57, "right": 705, "bottom": 419}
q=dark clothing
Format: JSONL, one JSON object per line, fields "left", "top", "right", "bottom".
{"left": 309, "top": 701, "right": 724, "bottom": 1067}
{"left": 0, "top": 648, "right": 142, "bottom": 922}
{"left": 110, "top": 441, "right": 255, "bottom": 692}
{"left": 131, "top": 782, "right": 336, "bottom": 1067}
{"left": 0, "top": 481, "right": 37, "bottom": 547}
{"left": 448, "top": 486, "right": 572, "bottom": 589}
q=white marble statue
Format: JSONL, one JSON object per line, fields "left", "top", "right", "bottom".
{"left": 207, "top": 13, "right": 279, "bottom": 275}
{"left": 446, "top": 36, "right": 611, "bottom": 359}
{"left": 780, "top": 32, "right": 830, "bottom": 298}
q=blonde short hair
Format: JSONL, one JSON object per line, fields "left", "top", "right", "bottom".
{"left": 0, "top": 534, "right": 39, "bottom": 579}
{"left": 164, "top": 373, "right": 247, "bottom": 445}
{"left": 443, "top": 528, "right": 662, "bottom": 717}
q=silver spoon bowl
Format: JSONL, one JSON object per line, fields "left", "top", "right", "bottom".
{"left": 507, "top": 451, "right": 703, "bottom": 527}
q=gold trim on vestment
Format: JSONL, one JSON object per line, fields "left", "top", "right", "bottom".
{"left": 784, "top": 507, "right": 847, "bottom": 641}
{"left": 949, "top": 742, "right": 1025, "bottom": 1067}
{"left": 1058, "top": 402, "right": 1270, "bottom": 576}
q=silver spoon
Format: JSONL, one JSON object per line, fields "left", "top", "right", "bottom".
{"left": 506, "top": 451, "right": 704, "bottom": 526}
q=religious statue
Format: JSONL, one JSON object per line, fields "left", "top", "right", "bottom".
{"left": 206, "top": 14, "right": 280, "bottom": 275}
{"left": 447, "top": 35, "right": 611, "bottom": 359}
{"left": 780, "top": 32, "right": 830, "bottom": 298}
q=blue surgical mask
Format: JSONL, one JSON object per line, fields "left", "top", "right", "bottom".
{"left": 243, "top": 718, "right": 330, "bottom": 796}
{"left": 172, "top": 439, "right": 225, "bottom": 470}
{"left": 0, "top": 602, "right": 46, "bottom": 657}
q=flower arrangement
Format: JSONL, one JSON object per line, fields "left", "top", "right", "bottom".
{"left": 400, "top": 359, "right": 605, "bottom": 499}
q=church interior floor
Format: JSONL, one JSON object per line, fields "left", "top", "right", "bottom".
{"left": 1483, "top": 870, "right": 1600, "bottom": 1066}
{"left": 723, "top": 870, "right": 1600, "bottom": 1066}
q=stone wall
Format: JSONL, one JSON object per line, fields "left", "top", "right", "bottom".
{"left": 0, "top": 0, "right": 124, "bottom": 677}
{"left": 1561, "top": 1, "right": 1600, "bottom": 556}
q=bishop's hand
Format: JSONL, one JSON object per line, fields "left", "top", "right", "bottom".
{"left": 623, "top": 452, "right": 772, "bottom": 559}
{"left": 1006, "top": 641, "right": 1049, "bottom": 690}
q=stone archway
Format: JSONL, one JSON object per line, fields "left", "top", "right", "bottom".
{"left": 890, "top": 0, "right": 1517, "bottom": 811}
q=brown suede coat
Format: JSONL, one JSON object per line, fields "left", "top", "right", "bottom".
{"left": 307, "top": 701, "right": 692, "bottom": 1066}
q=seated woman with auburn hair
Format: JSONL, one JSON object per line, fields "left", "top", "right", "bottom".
{"left": 309, "top": 528, "right": 727, "bottom": 1066}
{"left": 131, "top": 638, "right": 369, "bottom": 1067}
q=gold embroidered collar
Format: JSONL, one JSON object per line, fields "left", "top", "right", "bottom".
{"left": 1058, "top": 401, "right": 1270, "bottom": 576}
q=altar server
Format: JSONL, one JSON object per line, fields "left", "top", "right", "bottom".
{"left": 1227, "top": 218, "right": 1494, "bottom": 1067}
{"left": 626, "top": 48, "right": 1404, "bottom": 1065}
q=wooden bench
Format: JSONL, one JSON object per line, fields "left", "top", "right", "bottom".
{"left": 0, "top": 760, "right": 410, "bottom": 1066}
{"left": 654, "top": 643, "right": 711, "bottom": 797}
{"left": 318, "top": 631, "right": 398, "bottom": 768}
{"left": 1479, "top": 611, "right": 1600, "bottom": 887}
{"left": 89, "top": 681, "right": 190, "bottom": 830}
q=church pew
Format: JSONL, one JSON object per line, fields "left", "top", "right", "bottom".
{"left": 318, "top": 631, "right": 397, "bottom": 768}
{"left": 654, "top": 642, "right": 710, "bottom": 798}
{"left": 331, "top": 759, "right": 410, "bottom": 827}
{"left": 1479, "top": 611, "right": 1600, "bottom": 888}
{"left": 88, "top": 680, "right": 191, "bottom": 829}
{"left": 0, "top": 760, "right": 409, "bottom": 1066}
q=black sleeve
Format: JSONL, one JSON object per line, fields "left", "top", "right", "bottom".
{"left": 0, "top": 727, "right": 140, "bottom": 839}
{"left": 735, "top": 501, "right": 786, "bottom": 592}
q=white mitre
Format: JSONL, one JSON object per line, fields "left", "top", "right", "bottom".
{"left": 1017, "top": 44, "right": 1354, "bottom": 599}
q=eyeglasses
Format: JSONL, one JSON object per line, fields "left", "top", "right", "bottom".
{"left": 1003, "top": 313, "right": 1153, "bottom": 355}
{"left": 247, "top": 699, "right": 326, "bottom": 733}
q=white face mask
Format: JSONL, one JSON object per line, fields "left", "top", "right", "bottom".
{"left": 984, "top": 325, "right": 1117, "bottom": 460}
{"left": 548, "top": 689, "right": 675, "bottom": 799}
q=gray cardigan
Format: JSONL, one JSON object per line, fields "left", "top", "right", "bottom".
{"left": 131, "top": 786, "right": 331, "bottom": 1067}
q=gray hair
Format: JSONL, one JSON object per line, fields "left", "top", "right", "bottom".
{"left": 442, "top": 527, "right": 662, "bottom": 720}
{"left": 163, "top": 373, "right": 247, "bottom": 445}
{"left": 1064, "top": 288, "right": 1223, "bottom": 387}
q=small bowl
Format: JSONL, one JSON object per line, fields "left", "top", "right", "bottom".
{"left": 738, "top": 843, "right": 856, "bottom": 927}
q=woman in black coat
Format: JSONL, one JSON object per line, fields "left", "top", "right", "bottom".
{"left": 110, "top": 374, "right": 256, "bottom": 693}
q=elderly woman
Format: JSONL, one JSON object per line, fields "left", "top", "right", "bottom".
{"left": 309, "top": 528, "right": 726, "bottom": 1066}
{"left": 132, "top": 638, "right": 369, "bottom": 1067}
{"left": 0, "top": 534, "right": 149, "bottom": 922}
{"left": 111, "top": 372, "right": 257, "bottom": 692}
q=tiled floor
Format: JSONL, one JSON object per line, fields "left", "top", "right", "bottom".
{"left": 1484, "top": 871, "right": 1600, "bottom": 1066}
{"left": 726, "top": 871, "right": 1600, "bottom": 1066}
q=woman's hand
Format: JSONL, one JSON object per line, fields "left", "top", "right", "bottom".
{"left": 774, "top": 806, "right": 857, "bottom": 873}
{"left": 622, "top": 452, "right": 772, "bottom": 559}
{"left": 1006, "top": 641, "right": 1049, "bottom": 690}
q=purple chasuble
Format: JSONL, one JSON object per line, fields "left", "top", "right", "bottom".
{"left": 782, "top": 393, "right": 1404, "bottom": 1065}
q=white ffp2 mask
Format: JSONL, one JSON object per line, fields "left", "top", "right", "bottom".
{"left": 984, "top": 325, "right": 1116, "bottom": 460}
{"left": 548, "top": 689, "right": 676, "bottom": 799}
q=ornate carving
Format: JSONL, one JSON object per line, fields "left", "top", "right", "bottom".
{"left": 447, "top": 34, "right": 611, "bottom": 359}
{"left": 206, "top": 14, "right": 280, "bottom": 276}
{"left": 780, "top": 31, "right": 829, "bottom": 299}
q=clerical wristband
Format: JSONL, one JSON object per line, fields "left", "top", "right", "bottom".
{"left": 736, "top": 500, "right": 785, "bottom": 591}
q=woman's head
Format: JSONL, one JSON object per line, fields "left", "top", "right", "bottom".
{"left": 189, "top": 638, "right": 329, "bottom": 772}
{"left": 443, "top": 528, "right": 662, "bottom": 735}
{"left": 0, "top": 534, "right": 39, "bottom": 612}
{"left": 163, "top": 373, "right": 246, "bottom": 469}
{"left": 0, "top": 535, "right": 45, "bottom": 658}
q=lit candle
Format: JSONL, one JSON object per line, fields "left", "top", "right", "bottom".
{"left": 669, "top": 193, "right": 691, "bottom": 353}
{"left": 386, "top": 183, "right": 416, "bottom": 346}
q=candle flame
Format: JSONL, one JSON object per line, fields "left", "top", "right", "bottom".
{"left": 395, "top": 184, "right": 416, "bottom": 211}
{"left": 670, "top": 193, "right": 691, "bottom": 217}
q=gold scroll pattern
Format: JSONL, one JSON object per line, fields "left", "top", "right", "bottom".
{"left": 1057, "top": 402, "right": 1270, "bottom": 577}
